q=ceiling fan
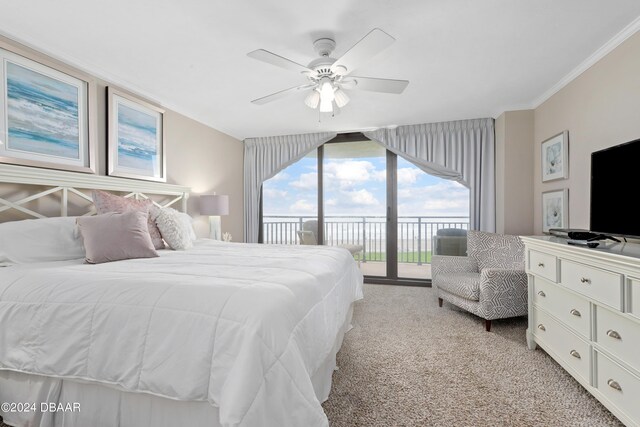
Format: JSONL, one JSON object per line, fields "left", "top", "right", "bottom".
{"left": 247, "top": 28, "right": 409, "bottom": 115}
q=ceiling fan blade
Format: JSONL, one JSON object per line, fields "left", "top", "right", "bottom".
{"left": 330, "top": 28, "right": 395, "bottom": 75}
{"left": 347, "top": 76, "right": 409, "bottom": 94}
{"left": 247, "top": 49, "right": 313, "bottom": 74}
{"left": 251, "top": 84, "right": 315, "bottom": 105}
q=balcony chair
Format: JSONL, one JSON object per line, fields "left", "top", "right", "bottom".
{"left": 297, "top": 220, "right": 364, "bottom": 265}
{"left": 431, "top": 230, "right": 527, "bottom": 332}
{"left": 431, "top": 227, "right": 468, "bottom": 256}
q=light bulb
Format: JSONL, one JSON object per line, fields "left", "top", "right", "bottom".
{"left": 319, "top": 97, "right": 333, "bottom": 113}
{"left": 334, "top": 89, "right": 350, "bottom": 108}
{"left": 319, "top": 78, "right": 335, "bottom": 102}
{"left": 304, "top": 90, "right": 320, "bottom": 108}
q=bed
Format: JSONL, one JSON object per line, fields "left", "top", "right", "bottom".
{"left": 0, "top": 165, "right": 364, "bottom": 427}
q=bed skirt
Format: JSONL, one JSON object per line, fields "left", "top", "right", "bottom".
{"left": 0, "top": 306, "right": 354, "bottom": 427}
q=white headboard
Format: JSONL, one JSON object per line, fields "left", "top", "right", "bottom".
{"left": 0, "top": 163, "right": 190, "bottom": 219}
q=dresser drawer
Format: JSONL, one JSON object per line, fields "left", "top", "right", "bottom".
{"left": 595, "top": 350, "right": 640, "bottom": 424}
{"left": 560, "top": 259, "right": 623, "bottom": 310}
{"left": 533, "top": 307, "right": 591, "bottom": 383}
{"left": 629, "top": 277, "right": 640, "bottom": 321}
{"left": 529, "top": 250, "right": 558, "bottom": 282}
{"left": 596, "top": 306, "right": 640, "bottom": 372}
{"left": 534, "top": 277, "right": 591, "bottom": 339}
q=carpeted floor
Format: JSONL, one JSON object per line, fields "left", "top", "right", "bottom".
{"left": 321, "top": 284, "right": 621, "bottom": 426}
{"left": 1, "top": 284, "right": 622, "bottom": 427}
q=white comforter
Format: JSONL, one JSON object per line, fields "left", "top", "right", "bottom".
{"left": 0, "top": 240, "right": 363, "bottom": 427}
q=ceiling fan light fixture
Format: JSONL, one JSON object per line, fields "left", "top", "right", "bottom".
{"left": 334, "top": 88, "right": 350, "bottom": 108}
{"left": 304, "top": 89, "right": 320, "bottom": 109}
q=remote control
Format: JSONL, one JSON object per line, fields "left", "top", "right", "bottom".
{"left": 567, "top": 240, "right": 599, "bottom": 248}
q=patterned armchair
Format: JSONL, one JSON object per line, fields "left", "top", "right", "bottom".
{"left": 431, "top": 230, "right": 527, "bottom": 331}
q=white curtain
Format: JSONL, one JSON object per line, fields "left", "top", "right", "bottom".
{"left": 364, "top": 118, "right": 495, "bottom": 231}
{"left": 243, "top": 132, "right": 337, "bottom": 243}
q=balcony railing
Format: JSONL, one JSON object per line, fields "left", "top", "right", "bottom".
{"left": 263, "top": 215, "right": 469, "bottom": 264}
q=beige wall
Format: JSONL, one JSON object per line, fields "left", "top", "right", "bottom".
{"left": 0, "top": 36, "right": 244, "bottom": 240}
{"left": 495, "top": 110, "right": 534, "bottom": 236}
{"left": 533, "top": 31, "right": 640, "bottom": 234}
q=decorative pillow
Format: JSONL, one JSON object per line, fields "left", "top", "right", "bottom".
{"left": 0, "top": 216, "right": 85, "bottom": 264}
{"left": 76, "top": 211, "right": 159, "bottom": 264}
{"left": 154, "top": 207, "right": 196, "bottom": 250}
{"left": 92, "top": 189, "right": 164, "bottom": 249}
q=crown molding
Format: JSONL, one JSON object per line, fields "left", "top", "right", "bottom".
{"left": 0, "top": 30, "right": 238, "bottom": 139}
{"left": 530, "top": 15, "right": 640, "bottom": 109}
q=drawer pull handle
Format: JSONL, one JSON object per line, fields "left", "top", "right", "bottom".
{"left": 569, "top": 350, "right": 581, "bottom": 359}
{"left": 570, "top": 309, "right": 581, "bottom": 317}
{"left": 537, "top": 291, "right": 546, "bottom": 297}
{"left": 580, "top": 277, "right": 591, "bottom": 284}
{"left": 606, "top": 330, "right": 622, "bottom": 340}
{"left": 537, "top": 262, "right": 545, "bottom": 267}
{"left": 537, "top": 324, "right": 546, "bottom": 331}
{"left": 607, "top": 379, "right": 622, "bottom": 391}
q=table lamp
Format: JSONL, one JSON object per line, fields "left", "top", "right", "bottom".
{"left": 199, "top": 194, "right": 229, "bottom": 240}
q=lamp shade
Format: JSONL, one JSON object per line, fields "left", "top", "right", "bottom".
{"left": 200, "top": 194, "right": 229, "bottom": 216}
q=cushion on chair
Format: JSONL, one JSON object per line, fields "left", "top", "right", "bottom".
{"left": 435, "top": 272, "right": 481, "bottom": 301}
{"left": 337, "top": 244, "right": 363, "bottom": 255}
{"left": 467, "top": 230, "right": 524, "bottom": 271}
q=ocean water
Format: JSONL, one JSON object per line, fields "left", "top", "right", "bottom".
{"left": 117, "top": 104, "right": 158, "bottom": 173}
{"left": 6, "top": 62, "right": 80, "bottom": 160}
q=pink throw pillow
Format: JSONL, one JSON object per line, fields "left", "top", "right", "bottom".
{"left": 76, "top": 211, "right": 159, "bottom": 264}
{"left": 92, "top": 189, "right": 164, "bottom": 249}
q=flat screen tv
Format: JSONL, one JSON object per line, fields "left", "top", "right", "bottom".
{"left": 590, "top": 138, "right": 640, "bottom": 238}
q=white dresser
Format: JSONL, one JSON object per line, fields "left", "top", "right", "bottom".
{"left": 522, "top": 236, "right": 640, "bottom": 427}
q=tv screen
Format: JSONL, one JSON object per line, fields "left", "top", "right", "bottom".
{"left": 590, "top": 138, "right": 640, "bottom": 238}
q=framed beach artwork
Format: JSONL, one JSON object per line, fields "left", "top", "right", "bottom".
{"left": 107, "top": 87, "right": 165, "bottom": 182}
{"left": 541, "top": 131, "right": 569, "bottom": 182}
{"left": 542, "top": 189, "right": 568, "bottom": 233}
{"left": 0, "top": 44, "right": 97, "bottom": 173}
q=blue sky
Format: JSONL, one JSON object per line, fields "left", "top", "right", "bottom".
{"left": 263, "top": 152, "right": 470, "bottom": 217}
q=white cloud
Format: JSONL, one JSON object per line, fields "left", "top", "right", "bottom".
{"left": 344, "top": 189, "right": 379, "bottom": 206}
{"left": 397, "top": 167, "right": 424, "bottom": 185}
{"left": 289, "top": 199, "right": 316, "bottom": 213}
{"left": 263, "top": 188, "right": 287, "bottom": 199}
{"left": 290, "top": 172, "right": 318, "bottom": 190}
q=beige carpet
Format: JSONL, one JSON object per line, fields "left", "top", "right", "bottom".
{"left": 1, "top": 284, "right": 622, "bottom": 427}
{"left": 322, "top": 284, "right": 621, "bottom": 426}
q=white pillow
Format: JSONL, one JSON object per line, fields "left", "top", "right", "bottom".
{"left": 154, "top": 208, "right": 196, "bottom": 250}
{"left": 0, "top": 217, "right": 85, "bottom": 264}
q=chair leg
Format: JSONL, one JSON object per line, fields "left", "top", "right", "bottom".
{"left": 485, "top": 319, "right": 492, "bottom": 332}
{"left": 438, "top": 298, "right": 443, "bottom": 307}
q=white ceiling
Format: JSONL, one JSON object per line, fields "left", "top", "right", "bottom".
{"left": 1, "top": 0, "right": 639, "bottom": 140}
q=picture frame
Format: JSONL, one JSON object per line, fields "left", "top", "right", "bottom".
{"left": 107, "top": 87, "right": 165, "bottom": 182}
{"left": 541, "top": 130, "right": 569, "bottom": 182}
{"left": 0, "top": 42, "right": 97, "bottom": 173}
{"left": 542, "top": 189, "right": 568, "bottom": 233}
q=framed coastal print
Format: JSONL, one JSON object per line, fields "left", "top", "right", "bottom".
{"left": 541, "top": 131, "right": 569, "bottom": 182}
{"left": 0, "top": 44, "right": 97, "bottom": 173}
{"left": 542, "top": 189, "right": 568, "bottom": 233}
{"left": 107, "top": 87, "right": 165, "bottom": 182}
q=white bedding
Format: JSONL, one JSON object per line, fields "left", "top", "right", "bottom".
{"left": 0, "top": 240, "right": 364, "bottom": 427}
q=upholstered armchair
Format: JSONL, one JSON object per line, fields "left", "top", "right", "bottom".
{"left": 432, "top": 230, "right": 527, "bottom": 331}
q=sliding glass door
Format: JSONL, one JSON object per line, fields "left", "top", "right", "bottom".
{"left": 261, "top": 134, "right": 470, "bottom": 284}
{"left": 322, "top": 140, "right": 387, "bottom": 277}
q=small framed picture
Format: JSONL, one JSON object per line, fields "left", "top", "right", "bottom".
{"left": 107, "top": 87, "right": 165, "bottom": 182}
{"left": 541, "top": 131, "right": 569, "bottom": 182}
{"left": 542, "top": 189, "right": 568, "bottom": 233}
